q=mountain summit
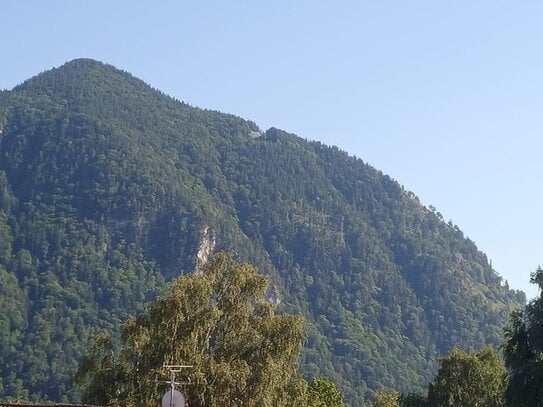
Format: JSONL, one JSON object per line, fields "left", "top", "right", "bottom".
{"left": 0, "top": 59, "right": 524, "bottom": 404}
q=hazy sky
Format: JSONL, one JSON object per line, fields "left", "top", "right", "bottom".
{"left": 2, "top": 1, "right": 542, "bottom": 298}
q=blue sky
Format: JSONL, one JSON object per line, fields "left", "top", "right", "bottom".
{"left": 2, "top": 1, "right": 542, "bottom": 298}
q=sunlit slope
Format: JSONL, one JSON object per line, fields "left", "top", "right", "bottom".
{"left": 0, "top": 59, "right": 524, "bottom": 404}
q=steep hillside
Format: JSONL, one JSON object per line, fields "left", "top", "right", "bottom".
{"left": 0, "top": 59, "right": 524, "bottom": 405}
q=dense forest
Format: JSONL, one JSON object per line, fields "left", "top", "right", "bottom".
{"left": 0, "top": 59, "right": 525, "bottom": 405}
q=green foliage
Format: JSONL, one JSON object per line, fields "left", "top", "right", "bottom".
{"left": 0, "top": 59, "right": 524, "bottom": 405}
{"left": 76, "top": 253, "right": 307, "bottom": 407}
{"left": 371, "top": 388, "right": 400, "bottom": 407}
{"left": 503, "top": 267, "right": 543, "bottom": 407}
{"left": 306, "top": 377, "right": 346, "bottom": 407}
{"left": 399, "top": 392, "right": 427, "bottom": 407}
{"left": 427, "top": 346, "right": 506, "bottom": 407}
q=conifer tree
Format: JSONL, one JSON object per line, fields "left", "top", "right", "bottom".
{"left": 503, "top": 267, "right": 543, "bottom": 407}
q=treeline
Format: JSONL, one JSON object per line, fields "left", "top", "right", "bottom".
{"left": 0, "top": 59, "right": 525, "bottom": 405}
{"left": 371, "top": 268, "right": 543, "bottom": 407}
{"left": 75, "top": 253, "right": 348, "bottom": 407}
{"left": 70, "top": 258, "right": 543, "bottom": 407}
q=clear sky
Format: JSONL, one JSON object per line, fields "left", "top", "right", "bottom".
{"left": 2, "top": 1, "right": 542, "bottom": 298}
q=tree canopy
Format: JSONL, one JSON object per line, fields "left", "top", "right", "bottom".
{"left": 426, "top": 346, "right": 506, "bottom": 407}
{"left": 306, "top": 377, "right": 346, "bottom": 407}
{"left": 373, "top": 346, "right": 507, "bottom": 407}
{"left": 376, "top": 266, "right": 543, "bottom": 407}
{"left": 371, "top": 388, "right": 401, "bottom": 407}
{"left": 0, "top": 59, "right": 524, "bottom": 404}
{"left": 503, "top": 267, "right": 543, "bottom": 407}
{"left": 76, "top": 253, "right": 308, "bottom": 407}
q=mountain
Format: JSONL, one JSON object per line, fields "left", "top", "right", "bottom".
{"left": 0, "top": 59, "right": 524, "bottom": 405}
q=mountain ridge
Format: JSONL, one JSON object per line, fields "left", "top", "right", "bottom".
{"left": 0, "top": 59, "right": 524, "bottom": 405}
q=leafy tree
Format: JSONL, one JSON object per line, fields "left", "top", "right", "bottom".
{"left": 306, "top": 377, "right": 346, "bottom": 407}
{"left": 76, "top": 253, "right": 307, "bottom": 407}
{"left": 371, "top": 387, "right": 400, "bottom": 407}
{"left": 503, "top": 267, "right": 543, "bottom": 407}
{"left": 427, "top": 346, "right": 506, "bottom": 407}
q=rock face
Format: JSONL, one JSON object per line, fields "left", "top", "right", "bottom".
{"left": 0, "top": 59, "right": 524, "bottom": 404}
{"left": 196, "top": 226, "right": 216, "bottom": 269}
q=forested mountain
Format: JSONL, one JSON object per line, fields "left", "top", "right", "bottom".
{"left": 0, "top": 59, "right": 524, "bottom": 405}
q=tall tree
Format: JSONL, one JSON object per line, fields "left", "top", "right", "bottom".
{"left": 503, "top": 267, "right": 543, "bottom": 407}
{"left": 76, "top": 253, "right": 307, "bottom": 407}
{"left": 427, "top": 346, "right": 506, "bottom": 407}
